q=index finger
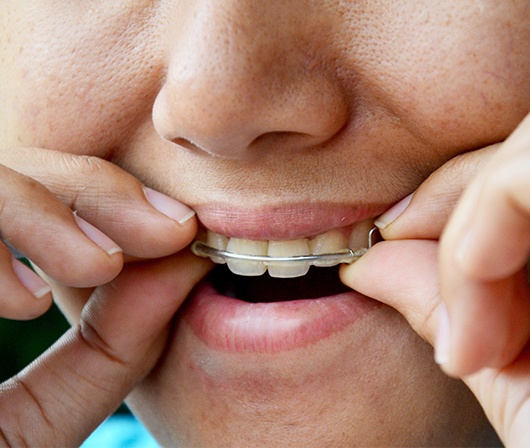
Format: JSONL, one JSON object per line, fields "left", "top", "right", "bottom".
{"left": 1, "top": 147, "right": 197, "bottom": 259}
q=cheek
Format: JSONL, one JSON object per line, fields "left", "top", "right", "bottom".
{"left": 1, "top": 2, "right": 165, "bottom": 156}
{"left": 338, "top": 1, "right": 530, "bottom": 150}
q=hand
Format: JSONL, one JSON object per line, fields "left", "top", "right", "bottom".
{"left": 0, "top": 146, "right": 211, "bottom": 445}
{"left": 340, "top": 113, "right": 530, "bottom": 446}
{"left": 0, "top": 252, "right": 211, "bottom": 446}
{"left": 0, "top": 146, "right": 197, "bottom": 319}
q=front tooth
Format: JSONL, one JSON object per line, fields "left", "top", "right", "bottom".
{"left": 267, "top": 239, "right": 310, "bottom": 278}
{"left": 310, "top": 230, "right": 348, "bottom": 266}
{"left": 206, "top": 231, "right": 229, "bottom": 264}
{"left": 226, "top": 238, "right": 268, "bottom": 276}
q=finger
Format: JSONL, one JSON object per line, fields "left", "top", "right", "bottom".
{"left": 0, "top": 164, "right": 123, "bottom": 287}
{"left": 340, "top": 239, "right": 442, "bottom": 346}
{"left": 439, "top": 265, "right": 530, "bottom": 377}
{"left": 374, "top": 145, "right": 497, "bottom": 240}
{"left": 0, "top": 244, "right": 52, "bottom": 319}
{"left": 461, "top": 341, "right": 530, "bottom": 447}
{"left": 0, "top": 252, "right": 212, "bottom": 447}
{"left": 339, "top": 240, "right": 530, "bottom": 444}
{"left": 438, "top": 116, "right": 530, "bottom": 376}
{"left": 443, "top": 126, "right": 530, "bottom": 281}
{"left": 31, "top": 262, "right": 93, "bottom": 325}
{"left": 1, "top": 147, "right": 197, "bottom": 258}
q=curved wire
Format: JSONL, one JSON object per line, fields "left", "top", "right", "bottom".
{"left": 191, "top": 226, "right": 380, "bottom": 266}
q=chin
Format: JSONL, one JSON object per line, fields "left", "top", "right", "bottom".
{"left": 126, "top": 270, "right": 494, "bottom": 447}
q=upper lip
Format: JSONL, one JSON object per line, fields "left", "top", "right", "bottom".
{"left": 194, "top": 202, "right": 388, "bottom": 240}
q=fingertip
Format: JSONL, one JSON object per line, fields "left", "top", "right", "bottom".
{"left": 74, "top": 213, "right": 123, "bottom": 256}
{"left": 41, "top": 247, "right": 124, "bottom": 289}
{"left": 12, "top": 257, "right": 52, "bottom": 300}
{"left": 338, "top": 256, "right": 360, "bottom": 288}
{"left": 143, "top": 187, "right": 199, "bottom": 255}
{"left": 143, "top": 186, "right": 196, "bottom": 225}
{"left": 97, "top": 186, "right": 198, "bottom": 259}
{"left": 3, "top": 257, "right": 54, "bottom": 320}
{"left": 339, "top": 244, "right": 376, "bottom": 292}
{"left": 374, "top": 193, "right": 414, "bottom": 232}
{"left": 74, "top": 252, "right": 124, "bottom": 288}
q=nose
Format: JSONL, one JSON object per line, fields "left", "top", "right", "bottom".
{"left": 152, "top": 2, "right": 349, "bottom": 159}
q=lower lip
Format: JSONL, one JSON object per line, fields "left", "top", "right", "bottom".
{"left": 180, "top": 280, "right": 380, "bottom": 354}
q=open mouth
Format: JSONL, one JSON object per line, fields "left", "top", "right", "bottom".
{"left": 180, "top": 221, "right": 380, "bottom": 353}
{"left": 191, "top": 223, "right": 377, "bottom": 303}
{"left": 182, "top": 260, "right": 378, "bottom": 353}
{"left": 208, "top": 263, "right": 351, "bottom": 303}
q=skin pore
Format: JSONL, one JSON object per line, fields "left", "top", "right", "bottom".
{"left": 1, "top": 0, "right": 529, "bottom": 446}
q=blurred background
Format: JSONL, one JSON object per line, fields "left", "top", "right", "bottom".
{"left": 0, "top": 303, "right": 68, "bottom": 382}
{"left": 0, "top": 301, "right": 132, "bottom": 416}
{"left": 0, "top": 301, "right": 154, "bottom": 445}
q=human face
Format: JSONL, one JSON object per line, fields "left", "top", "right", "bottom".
{"left": 2, "top": 0, "right": 529, "bottom": 445}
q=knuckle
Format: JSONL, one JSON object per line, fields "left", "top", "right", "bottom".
{"left": 57, "top": 154, "right": 108, "bottom": 195}
{"left": 0, "top": 427, "right": 14, "bottom": 448}
{"left": 72, "top": 155, "right": 106, "bottom": 177}
{"left": 78, "top": 319, "right": 130, "bottom": 369}
{"left": 0, "top": 376, "right": 61, "bottom": 447}
{"left": 52, "top": 154, "right": 110, "bottom": 210}
{"left": 0, "top": 169, "right": 50, "bottom": 240}
{"left": 0, "top": 425, "right": 24, "bottom": 448}
{"left": 432, "top": 145, "right": 496, "bottom": 186}
{"left": 60, "top": 155, "right": 137, "bottom": 213}
{"left": 433, "top": 154, "right": 476, "bottom": 185}
{"left": 417, "top": 147, "right": 497, "bottom": 210}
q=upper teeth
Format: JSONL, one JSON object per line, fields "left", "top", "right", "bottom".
{"left": 199, "top": 222, "right": 372, "bottom": 278}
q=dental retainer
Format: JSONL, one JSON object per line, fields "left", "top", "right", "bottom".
{"left": 191, "top": 227, "right": 380, "bottom": 267}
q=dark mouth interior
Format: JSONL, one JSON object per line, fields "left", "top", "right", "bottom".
{"left": 209, "top": 264, "right": 351, "bottom": 303}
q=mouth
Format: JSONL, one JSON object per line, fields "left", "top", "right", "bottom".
{"left": 195, "top": 222, "right": 370, "bottom": 302}
{"left": 192, "top": 221, "right": 375, "bottom": 278}
{"left": 179, "top": 218, "right": 381, "bottom": 353}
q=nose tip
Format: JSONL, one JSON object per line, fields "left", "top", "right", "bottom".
{"left": 153, "top": 75, "right": 349, "bottom": 159}
{"left": 151, "top": 4, "right": 349, "bottom": 160}
{"left": 153, "top": 80, "right": 270, "bottom": 158}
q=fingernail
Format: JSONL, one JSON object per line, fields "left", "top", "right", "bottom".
{"left": 74, "top": 213, "right": 122, "bottom": 255}
{"left": 143, "top": 187, "right": 196, "bottom": 224}
{"left": 12, "top": 257, "right": 52, "bottom": 299}
{"left": 374, "top": 193, "right": 414, "bottom": 230}
{"left": 435, "top": 303, "right": 451, "bottom": 365}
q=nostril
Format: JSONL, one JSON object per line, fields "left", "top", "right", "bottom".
{"left": 169, "top": 135, "right": 254, "bottom": 160}
{"left": 170, "top": 136, "right": 250, "bottom": 159}
{"left": 251, "top": 131, "right": 294, "bottom": 146}
{"left": 171, "top": 130, "right": 339, "bottom": 158}
{"left": 171, "top": 137, "right": 201, "bottom": 152}
{"left": 250, "top": 131, "right": 324, "bottom": 152}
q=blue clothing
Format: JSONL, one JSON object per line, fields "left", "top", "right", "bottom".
{"left": 82, "top": 415, "right": 159, "bottom": 448}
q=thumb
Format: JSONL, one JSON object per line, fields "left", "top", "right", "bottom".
{"left": 340, "top": 239, "right": 442, "bottom": 346}
{"left": 0, "top": 252, "right": 211, "bottom": 447}
{"left": 375, "top": 145, "right": 497, "bottom": 241}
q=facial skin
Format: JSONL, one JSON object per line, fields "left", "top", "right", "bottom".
{"left": 2, "top": 0, "right": 530, "bottom": 445}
